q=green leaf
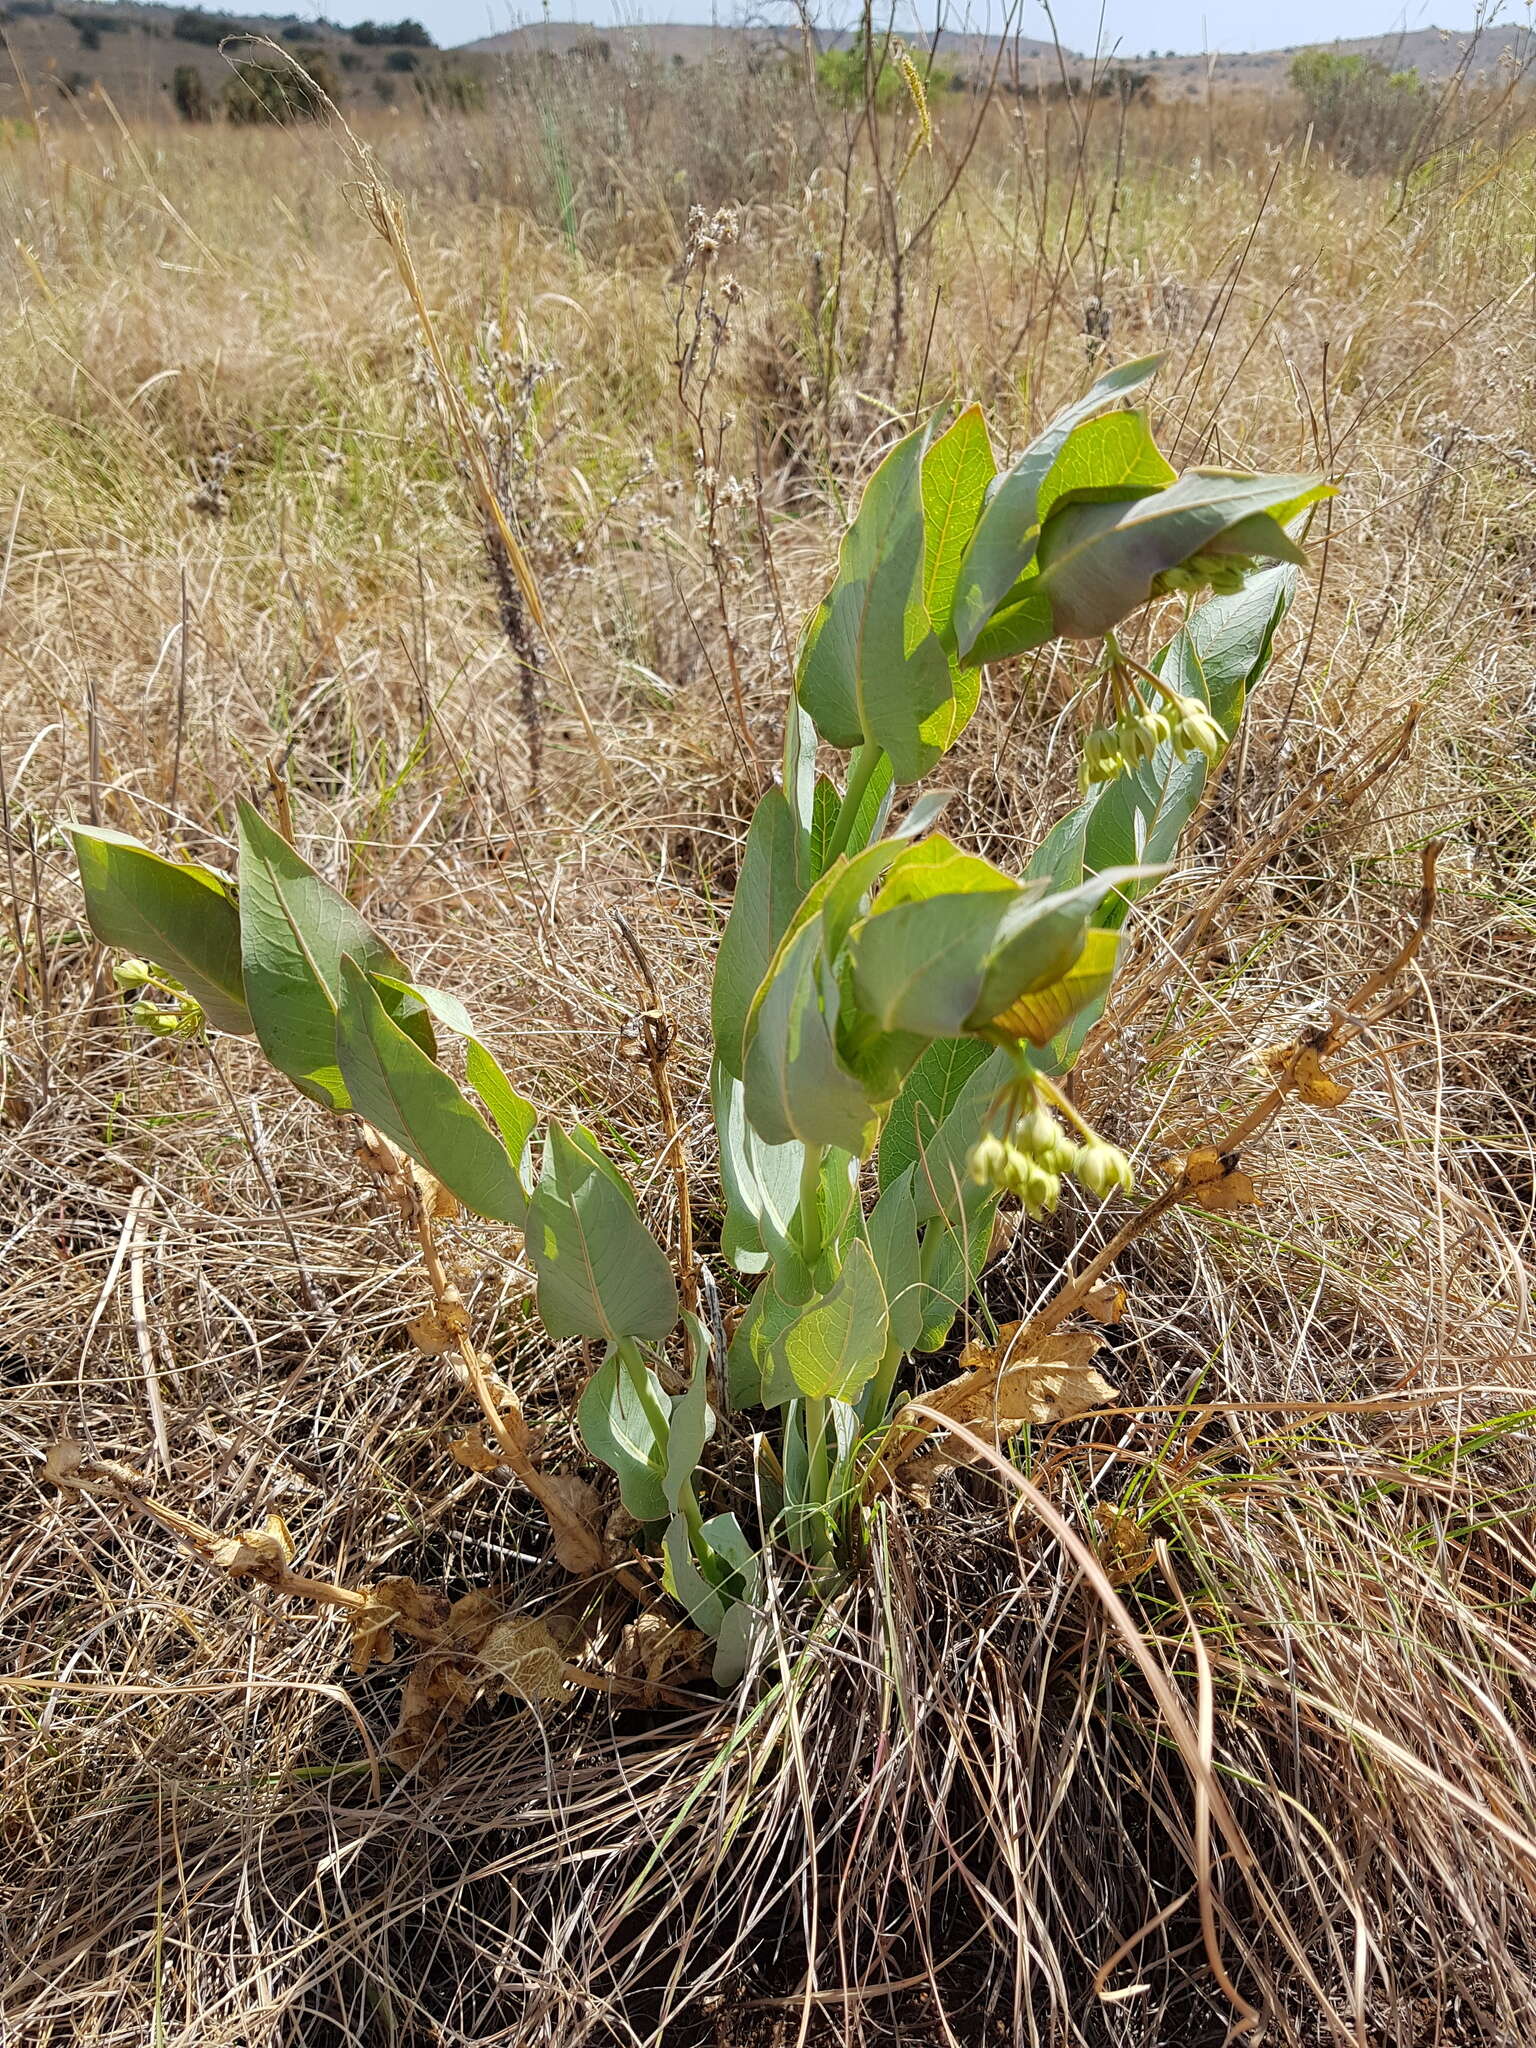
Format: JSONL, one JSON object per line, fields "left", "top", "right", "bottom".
{"left": 795, "top": 419, "right": 959, "bottom": 784}
{"left": 771, "top": 1239, "right": 889, "bottom": 1402}
{"left": 877, "top": 1036, "right": 994, "bottom": 1192}
{"left": 983, "top": 926, "right": 1121, "bottom": 1046}
{"left": 333, "top": 960, "right": 528, "bottom": 1222}
{"left": 915, "top": 1190, "right": 996, "bottom": 1352}
{"left": 664, "top": 1313, "right": 717, "bottom": 1513}
{"left": 865, "top": 1167, "right": 924, "bottom": 1353}
{"left": 712, "top": 1598, "right": 757, "bottom": 1687}
{"left": 711, "top": 786, "right": 803, "bottom": 1081}
{"left": 527, "top": 1124, "right": 679, "bottom": 1343}
{"left": 1026, "top": 567, "right": 1296, "bottom": 1073}
{"left": 728, "top": 1251, "right": 814, "bottom": 1409}
{"left": 953, "top": 353, "right": 1165, "bottom": 658}
{"left": 69, "top": 824, "right": 250, "bottom": 1034}
{"left": 1031, "top": 469, "right": 1330, "bottom": 641}
{"left": 663, "top": 1510, "right": 758, "bottom": 1639}
{"left": 905, "top": 1046, "right": 1014, "bottom": 1223}
{"left": 578, "top": 1350, "right": 669, "bottom": 1522}
{"left": 921, "top": 403, "right": 995, "bottom": 657}
{"left": 1032, "top": 408, "right": 1177, "bottom": 529}
{"left": 235, "top": 800, "right": 407, "bottom": 1109}
{"left": 742, "top": 915, "right": 882, "bottom": 1155}
{"left": 964, "top": 868, "right": 1150, "bottom": 1029}
{"left": 462, "top": 1036, "right": 537, "bottom": 1207}
{"left": 713, "top": 1061, "right": 804, "bottom": 1275}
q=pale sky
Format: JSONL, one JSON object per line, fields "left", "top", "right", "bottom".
{"left": 321, "top": 0, "right": 1493, "bottom": 59}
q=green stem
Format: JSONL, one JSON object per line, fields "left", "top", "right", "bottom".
{"left": 862, "top": 1337, "right": 905, "bottom": 1428}
{"left": 796, "top": 1142, "right": 827, "bottom": 1268}
{"left": 822, "top": 740, "right": 884, "bottom": 868}
{"left": 804, "top": 1395, "right": 830, "bottom": 1516}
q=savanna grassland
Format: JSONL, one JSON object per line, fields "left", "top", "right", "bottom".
{"left": 3, "top": 40, "right": 1536, "bottom": 2048}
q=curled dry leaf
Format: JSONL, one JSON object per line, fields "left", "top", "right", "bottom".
{"left": 913, "top": 1324, "right": 1117, "bottom": 1468}
{"left": 448, "top": 1431, "right": 502, "bottom": 1475}
{"left": 1172, "top": 1145, "right": 1261, "bottom": 1212}
{"left": 1083, "top": 1282, "right": 1127, "bottom": 1324}
{"left": 407, "top": 1296, "right": 471, "bottom": 1358}
{"left": 1190, "top": 1167, "right": 1259, "bottom": 1213}
{"left": 349, "top": 1574, "right": 451, "bottom": 1675}
{"left": 1262, "top": 1040, "right": 1353, "bottom": 1109}
{"left": 614, "top": 1611, "right": 713, "bottom": 1703}
{"left": 414, "top": 1164, "right": 462, "bottom": 1223}
{"left": 205, "top": 1510, "right": 294, "bottom": 1581}
{"left": 539, "top": 1471, "right": 606, "bottom": 1575}
{"left": 1092, "top": 1504, "right": 1154, "bottom": 1585}
{"left": 476, "top": 1616, "right": 570, "bottom": 1703}
{"left": 41, "top": 1441, "right": 143, "bottom": 1494}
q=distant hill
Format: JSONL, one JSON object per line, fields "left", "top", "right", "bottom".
{"left": 465, "top": 15, "right": 1534, "bottom": 94}
{"left": 1, "top": 4, "right": 1529, "bottom": 122}
{"left": 0, "top": 0, "right": 481, "bottom": 119}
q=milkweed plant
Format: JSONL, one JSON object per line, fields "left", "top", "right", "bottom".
{"left": 71, "top": 354, "right": 1330, "bottom": 1685}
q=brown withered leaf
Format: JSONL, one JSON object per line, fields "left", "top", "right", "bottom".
{"left": 205, "top": 1511, "right": 295, "bottom": 1581}
{"left": 349, "top": 1575, "right": 450, "bottom": 1676}
{"left": 413, "top": 1165, "right": 462, "bottom": 1223}
{"left": 41, "top": 1441, "right": 142, "bottom": 1494}
{"left": 539, "top": 1472, "right": 606, "bottom": 1575}
{"left": 1291, "top": 1045, "right": 1352, "bottom": 1109}
{"left": 476, "top": 1616, "right": 570, "bottom": 1703}
{"left": 1190, "top": 1167, "right": 1259, "bottom": 1213}
{"left": 1092, "top": 1504, "right": 1154, "bottom": 1585}
{"left": 390, "top": 1654, "right": 471, "bottom": 1770}
{"left": 1262, "top": 1040, "right": 1353, "bottom": 1109}
{"left": 921, "top": 1326, "right": 1116, "bottom": 1462}
{"left": 1083, "top": 1282, "right": 1127, "bottom": 1324}
{"left": 614, "top": 1612, "right": 713, "bottom": 1703}
{"left": 448, "top": 1431, "right": 502, "bottom": 1475}
{"left": 407, "top": 1296, "right": 472, "bottom": 1358}
{"left": 1178, "top": 1144, "right": 1226, "bottom": 1187}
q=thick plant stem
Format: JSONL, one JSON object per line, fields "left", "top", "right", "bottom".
{"left": 795, "top": 1142, "right": 828, "bottom": 1267}
{"left": 822, "top": 740, "right": 884, "bottom": 868}
{"left": 862, "top": 1338, "right": 906, "bottom": 1428}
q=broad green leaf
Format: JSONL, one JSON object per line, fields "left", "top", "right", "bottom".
{"left": 1032, "top": 408, "right": 1176, "bottom": 530}
{"left": 333, "top": 960, "right": 527, "bottom": 1223}
{"left": 771, "top": 1239, "right": 889, "bottom": 1402}
{"left": 742, "top": 916, "right": 881, "bottom": 1155}
{"left": 964, "top": 867, "right": 1152, "bottom": 1028}
{"left": 922, "top": 403, "right": 995, "bottom": 659}
{"left": 915, "top": 1190, "right": 996, "bottom": 1352}
{"left": 983, "top": 927, "right": 1121, "bottom": 1046}
{"left": 663, "top": 1314, "right": 717, "bottom": 1513}
{"left": 865, "top": 1167, "right": 924, "bottom": 1353}
{"left": 463, "top": 1036, "right": 537, "bottom": 1206}
{"left": 712, "top": 1061, "right": 805, "bottom": 1275}
{"left": 953, "top": 353, "right": 1165, "bottom": 658}
{"left": 728, "top": 1251, "right": 814, "bottom": 1409}
{"left": 527, "top": 1124, "right": 678, "bottom": 1343}
{"left": 712, "top": 786, "right": 803, "bottom": 1080}
{"left": 712, "top": 1598, "right": 757, "bottom": 1687}
{"left": 965, "top": 580, "right": 1056, "bottom": 667}
{"left": 906, "top": 1046, "right": 1014, "bottom": 1223}
{"left": 663, "top": 1510, "right": 758, "bottom": 1639}
{"left": 848, "top": 883, "right": 1017, "bottom": 1038}
{"left": 236, "top": 800, "right": 407, "bottom": 1108}
{"left": 1032, "top": 469, "right": 1330, "bottom": 641}
{"left": 795, "top": 419, "right": 959, "bottom": 784}
{"left": 877, "top": 1036, "right": 993, "bottom": 1191}
{"left": 578, "top": 1351, "right": 669, "bottom": 1522}
{"left": 70, "top": 824, "right": 250, "bottom": 1035}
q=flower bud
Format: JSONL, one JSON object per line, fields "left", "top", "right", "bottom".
{"left": 132, "top": 999, "right": 181, "bottom": 1037}
{"left": 1018, "top": 1159, "right": 1061, "bottom": 1219}
{"left": 1169, "top": 696, "right": 1226, "bottom": 762}
{"left": 966, "top": 1135, "right": 1010, "bottom": 1188}
{"left": 1073, "top": 1139, "right": 1134, "bottom": 1197}
{"left": 1017, "top": 1106, "right": 1077, "bottom": 1174}
{"left": 114, "top": 958, "right": 154, "bottom": 990}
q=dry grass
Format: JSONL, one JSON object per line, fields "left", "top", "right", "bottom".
{"left": 1, "top": 59, "right": 1535, "bottom": 2048}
